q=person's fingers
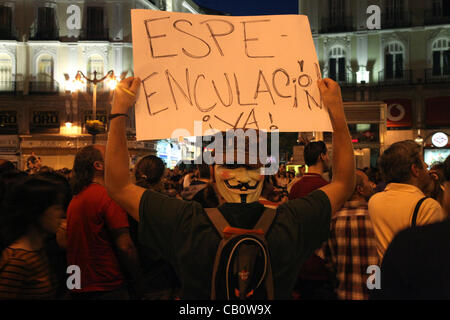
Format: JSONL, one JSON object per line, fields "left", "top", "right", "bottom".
{"left": 120, "top": 77, "right": 134, "bottom": 88}
{"left": 129, "top": 77, "right": 141, "bottom": 93}
{"left": 323, "top": 78, "right": 339, "bottom": 89}
{"left": 317, "top": 79, "right": 326, "bottom": 93}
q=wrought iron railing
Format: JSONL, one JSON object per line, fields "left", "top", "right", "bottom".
{"left": 378, "top": 69, "right": 413, "bottom": 85}
{"left": 29, "top": 25, "right": 60, "bottom": 40}
{"left": 382, "top": 12, "right": 412, "bottom": 29}
{"left": 28, "top": 80, "right": 60, "bottom": 94}
{"left": 80, "top": 28, "right": 110, "bottom": 41}
{"left": 424, "top": 68, "right": 450, "bottom": 83}
{"left": 320, "top": 16, "right": 354, "bottom": 33}
{"left": 424, "top": 9, "right": 450, "bottom": 26}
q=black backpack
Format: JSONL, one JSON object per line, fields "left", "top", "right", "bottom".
{"left": 205, "top": 207, "right": 276, "bottom": 300}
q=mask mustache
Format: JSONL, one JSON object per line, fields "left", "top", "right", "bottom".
{"left": 224, "top": 180, "right": 259, "bottom": 191}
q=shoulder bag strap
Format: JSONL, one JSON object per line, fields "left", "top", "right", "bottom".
{"left": 411, "top": 197, "right": 428, "bottom": 228}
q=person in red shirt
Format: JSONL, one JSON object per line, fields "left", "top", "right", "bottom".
{"left": 66, "top": 145, "right": 142, "bottom": 300}
{"left": 288, "top": 141, "right": 335, "bottom": 299}
{"left": 289, "top": 141, "right": 330, "bottom": 200}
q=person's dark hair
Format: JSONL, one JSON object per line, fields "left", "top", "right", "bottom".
{"left": 0, "top": 173, "right": 71, "bottom": 250}
{"left": 379, "top": 140, "right": 423, "bottom": 184}
{"left": 196, "top": 163, "right": 211, "bottom": 179}
{"left": 134, "top": 155, "right": 166, "bottom": 188}
{"left": 0, "top": 160, "right": 16, "bottom": 176}
{"left": 71, "top": 145, "right": 103, "bottom": 195}
{"left": 38, "top": 166, "right": 53, "bottom": 174}
{"left": 304, "top": 141, "right": 327, "bottom": 167}
{"left": 0, "top": 171, "right": 29, "bottom": 205}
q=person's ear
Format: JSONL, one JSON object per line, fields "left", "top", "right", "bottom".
{"left": 93, "top": 161, "right": 104, "bottom": 171}
{"left": 356, "top": 184, "right": 363, "bottom": 195}
{"left": 410, "top": 163, "right": 421, "bottom": 178}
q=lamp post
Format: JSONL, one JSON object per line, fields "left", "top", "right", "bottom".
{"left": 74, "top": 70, "right": 117, "bottom": 144}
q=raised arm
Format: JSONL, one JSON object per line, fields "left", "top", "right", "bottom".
{"left": 105, "top": 77, "right": 145, "bottom": 221}
{"left": 317, "top": 78, "right": 355, "bottom": 215}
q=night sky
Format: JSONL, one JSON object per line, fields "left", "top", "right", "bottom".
{"left": 194, "top": 0, "right": 299, "bottom": 16}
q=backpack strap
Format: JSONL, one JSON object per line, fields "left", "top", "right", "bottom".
{"left": 411, "top": 197, "right": 428, "bottom": 228}
{"left": 254, "top": 207, "right": 276, "bottom": 300}
{"left": 205, "top": 208, "right": 229, "bottom": 238}
{"left": 254, "top": 207, "right": 277, "bottom": 234}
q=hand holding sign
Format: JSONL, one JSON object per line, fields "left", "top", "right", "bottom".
{"left": 317, "top": 78, "right": 345, "bottom": 121}
{"left": 112, "top": 77, "right": 142, "bottom": 114}
{"left": 131, "top": 10, "right": 332, "bottom": 140}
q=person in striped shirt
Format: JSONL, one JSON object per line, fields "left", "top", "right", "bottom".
{"left": 0, "top": 173, "right": 71, "bottom": 299}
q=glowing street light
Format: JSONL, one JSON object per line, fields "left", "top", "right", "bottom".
{"left": 74, "top": 70, "right": 117, "bottom": 143}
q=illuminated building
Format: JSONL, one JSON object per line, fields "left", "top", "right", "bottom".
{"left": 299, "top": 0, "right": 450, "bottom": 166}
{"left": 0, "top": 0, "right": 160, "bottom": 169}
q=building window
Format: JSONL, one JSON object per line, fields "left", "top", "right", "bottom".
{"left": 384, "top": 0, "right": 410, "bottom": 28}
{"left": 36, "top": 6, "right": 58, "bottom": 40}
{"left": 432, "top": 39, "right": 450, "bottom": 76}
{"left": 87, "top": 55, "right": 104, "bottom": 88}
{"left": 0, "top": 53, "right": 13, "bottom": 91}
{"left": 37, "top": 54, "right": 54, "bottom": 81}
{"left": 0, "top": 5, "right": 13, "bottom": 40}
{"left": 329, "top": 0, "right": 345, "bottom": 24}
{"left": 329, "top": 47, "right": 346, "bottom": 82}
{"left": 31, "top": 54, "right": 56, "bottom": 93}
{"left": 385, "top": 0, "right": 404, "bottom": 20}
{"left": 385, "top": 42, "right": 404, "bottom": 79}
{"left": 433, "top": 0, "right": 450, "bottom": 17}
{"left": 85, "top": 7, "right": 107, "bottom": 40}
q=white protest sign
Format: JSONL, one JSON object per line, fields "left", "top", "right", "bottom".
{"left": 131, "top": 9, "right": 332, "bottom": 141}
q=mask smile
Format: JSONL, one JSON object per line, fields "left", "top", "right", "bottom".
{"left": 224, "top": 180, "right": 260, "bottom": 192}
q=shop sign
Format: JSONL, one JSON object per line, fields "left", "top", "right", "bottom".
{"left": 431, "top": 132, "right": 449, "bottom": 148}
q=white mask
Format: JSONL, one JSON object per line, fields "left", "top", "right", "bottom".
{"left": 214, "top": 164, "right": 264, "bottom": 204}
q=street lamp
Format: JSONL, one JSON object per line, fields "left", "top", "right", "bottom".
{"left": 74, "top": 70, "right": 117, "bottom": 144}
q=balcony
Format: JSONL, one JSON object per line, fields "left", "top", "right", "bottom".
{"left": 320, "top": 16, "right": 354, "bottom": 33}
{"left": 424, "top": 68, "right": 450, "bottom": 84}
{"left": 80, "top": 28, "right": 110, "bottom": 41}
{"left": 424, "top": 9, "right": 450, "bottom": 26}
{"left": 29, "top": 26, "right": 60, "bottom": 41}
{"left": 29, "top": 80, "right": 60, "bottom": 94}
{"left": 382, "top": 12, "right": 412, "bottom": 29}
{"left": 0, "top": 80, "right": 17, "bottom": 94}
{"left": 0, "top": 26, "right": 16, "bottom": 40}
{"left": 330, "top": 72, "right": 357, "bottom": 87}
{"left": 378, "top": 69, "right": 412, "bottom": 85}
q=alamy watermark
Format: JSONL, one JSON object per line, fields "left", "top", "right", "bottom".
{"left": 367, "top": 5, "right": 381, "bottom": 30}
{"left": 367, "top": 265, "right": 381, "bottom": 290}
{"left": 171, "top": 122, "right": 280, "bottom": 175}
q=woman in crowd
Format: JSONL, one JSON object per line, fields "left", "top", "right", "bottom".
{"left": 0, "top": 173, "right": 71, "bottom": 299}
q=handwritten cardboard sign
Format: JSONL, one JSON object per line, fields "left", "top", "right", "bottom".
{"left": 131, "top": 9, "right": 332, "bottom": 140}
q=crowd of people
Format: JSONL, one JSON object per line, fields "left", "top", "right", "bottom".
{"left": 0, "top": 76, "right": 449, "bottom": 300}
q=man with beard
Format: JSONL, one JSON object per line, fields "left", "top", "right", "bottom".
{"left": 104, "top": 77, "right": 355, "bottom": 299}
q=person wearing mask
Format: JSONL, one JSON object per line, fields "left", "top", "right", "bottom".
{"left": 104, "top": 77, "right": 355, "bottom": 299}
